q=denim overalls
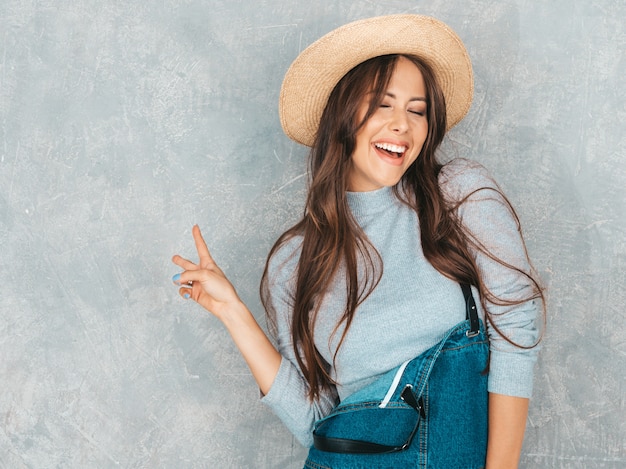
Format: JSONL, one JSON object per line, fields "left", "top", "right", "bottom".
{"left": 304, "top": 284, "right": 489, "bottom": 469}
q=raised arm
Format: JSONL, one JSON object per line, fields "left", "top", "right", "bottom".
{"left": 171, "top": 225, "right": 281, "bottom": 395}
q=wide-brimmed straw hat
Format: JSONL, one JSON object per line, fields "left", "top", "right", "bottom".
{"left": 279, "top": 14, "right": 473, "bottom": 147}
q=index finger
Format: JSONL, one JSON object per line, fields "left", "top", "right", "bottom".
{"left": 192, "top": 224, "right": 214, "bottom": 264}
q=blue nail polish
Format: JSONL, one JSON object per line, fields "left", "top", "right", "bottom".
{"left": 183, "top": 293, "right": 191, "bottom": 299}
{"left": 172, "top": 273, "right": 181, "bottom": 285}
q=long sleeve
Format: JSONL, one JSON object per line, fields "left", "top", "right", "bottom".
{"left": 440, "top": 159, "right": 541, "bottom": 398}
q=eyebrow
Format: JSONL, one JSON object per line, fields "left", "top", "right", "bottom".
{"left": 385, "top": 92, "right": 427, "bottom": 102}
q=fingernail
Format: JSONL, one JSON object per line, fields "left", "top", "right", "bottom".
{"left": 172, "top": 273, "right": 181, "bottom": 285}
{"left": 183, "top": 293, "right": 191, "bottom": 299}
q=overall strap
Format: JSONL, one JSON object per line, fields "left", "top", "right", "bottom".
{"left": 460, "top": 283, "right": 480, "bottom": 337}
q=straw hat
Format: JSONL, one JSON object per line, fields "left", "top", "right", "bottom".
{"left": 279, "top": 14, "right": 473, "bottom": 147}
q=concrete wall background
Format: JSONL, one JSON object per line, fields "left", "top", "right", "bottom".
{"left": 1, "top": 0, "right": 624, "bottom": 467}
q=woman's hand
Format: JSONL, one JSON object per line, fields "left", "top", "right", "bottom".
{"left": 171, "top": 224, "right": 281, "bottom": 394}
{"left": 171, "top": 225, "right": 242, "bottom": 320}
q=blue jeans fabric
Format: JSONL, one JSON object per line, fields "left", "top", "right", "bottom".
{"left": 303, "top": 318, "right": 489, "bottom": 469}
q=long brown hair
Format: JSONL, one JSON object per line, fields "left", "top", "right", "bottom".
{"left": 261, "top": 54, "right": 544, "bottom": 401}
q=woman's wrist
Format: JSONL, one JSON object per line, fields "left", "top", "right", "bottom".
{"left": 218, "top": 299, "right": 255, "bottom": 331}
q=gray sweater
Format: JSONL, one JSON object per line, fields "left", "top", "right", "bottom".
{"left": 261, "top": 158, "right": 541, "bottom": 447}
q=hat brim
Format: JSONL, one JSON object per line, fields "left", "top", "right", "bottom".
{"left": 279, "top": 14, "right": 473, "bottom": 147}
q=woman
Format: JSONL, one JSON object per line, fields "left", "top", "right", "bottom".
{"left": 172, "top": 15, "right": 543, "bottom": 468}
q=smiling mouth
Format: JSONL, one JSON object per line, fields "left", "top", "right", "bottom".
{"left": 374, "top": 142, "right": 407, "bottom": 159}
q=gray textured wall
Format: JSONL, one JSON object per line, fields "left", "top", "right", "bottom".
{"left": 1, "top": 0, "right": 624, "bottom": 467}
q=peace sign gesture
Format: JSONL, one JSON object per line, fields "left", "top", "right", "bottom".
{"left": 171, "top": 225, "right": 280, "bottom": 394}
{"left": 171, "top": 225, "right": 242, "bottom": 320}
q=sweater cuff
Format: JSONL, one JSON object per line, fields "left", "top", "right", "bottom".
{"left": 487, "top": 350, "right": 537, "bottom": 398}
{"left": 260, "top": 355, "right": 289, "bottom": 408}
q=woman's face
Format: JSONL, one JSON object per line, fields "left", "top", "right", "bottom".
{"left": 348, "top": 57, "right": 429, "bottom": 192}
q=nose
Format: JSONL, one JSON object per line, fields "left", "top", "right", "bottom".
{"left": 389, "top": 108, "right": 409, "bottom": 134}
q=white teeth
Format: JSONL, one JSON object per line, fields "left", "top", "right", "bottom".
{"left": 375, "top": 142, "right": 407, "bottom": 154}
